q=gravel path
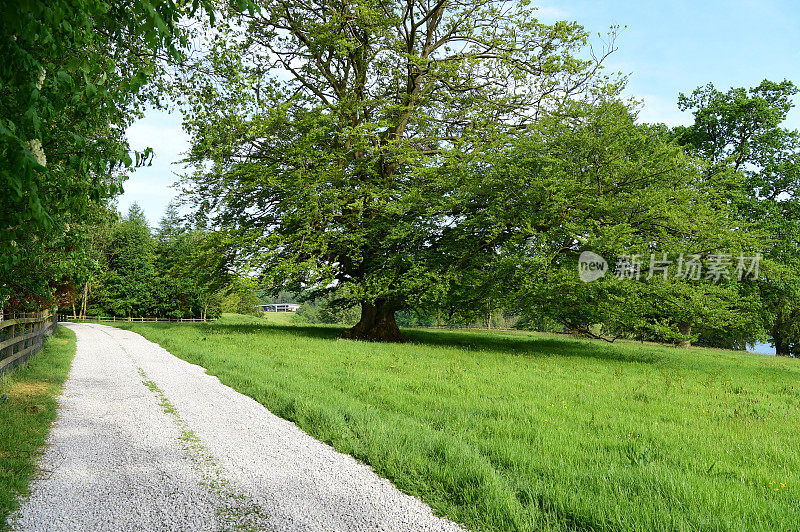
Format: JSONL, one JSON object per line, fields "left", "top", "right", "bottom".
{"left": 10, "top": 323, "right": 463, "bottom": 532}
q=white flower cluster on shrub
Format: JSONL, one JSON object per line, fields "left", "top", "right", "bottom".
{"left": 27, "top": 139, "right": 46, "bottom": 166}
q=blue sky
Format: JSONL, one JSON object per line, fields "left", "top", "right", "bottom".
{"left": 120, "top": 0, "right": 800, "bottom": 225}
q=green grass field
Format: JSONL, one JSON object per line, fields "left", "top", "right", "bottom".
{"left": 258, "top": 311, "right": 296, "bottom": 326}
{"left": 0, "top": 326, "right": 76, "bottom": 528}
{"left": 114, "top": 315, "right": 800, "bottom": 531}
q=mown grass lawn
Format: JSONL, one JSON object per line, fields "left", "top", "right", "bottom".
{"left": 0, "top": 326, "right": 76, "bottom": 529}
{"left": 116, "top": 315, "right": 799, "bottom": 531}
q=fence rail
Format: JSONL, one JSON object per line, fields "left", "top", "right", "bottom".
{"left": 59, "top": 315, "right": 211, "bottom": 323}
{"left": 0, "top": 310, "right": 58, "bottom": 374}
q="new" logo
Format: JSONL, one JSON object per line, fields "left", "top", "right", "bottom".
{"left": 578, "top": 251, "right": 608, "bottom": 282}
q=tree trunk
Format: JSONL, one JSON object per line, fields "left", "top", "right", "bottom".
{"left": 677, "top": 321, "right": 692, "bottom": 348}
{"left": 80, "top": 282, "right": 89, "bottom": 319}
{"left": 342, "top": 300, "right": 405, "bottom": 342}
{"left": 773, "top": 333, "right": 792, "bottom": 356}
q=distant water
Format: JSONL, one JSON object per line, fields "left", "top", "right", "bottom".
{"left": 747, "top": 341, "right": 776, "bottom": 356}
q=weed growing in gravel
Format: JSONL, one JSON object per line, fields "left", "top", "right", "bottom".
{"left": 136, "top": 368, "right": 266, "bottom": 530}
{"left": 116, "top": 314, "right": 800, "bottom": 532}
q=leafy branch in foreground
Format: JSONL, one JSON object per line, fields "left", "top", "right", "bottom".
{"left": 0, "top": 0, "right": 218, "bottom": 309}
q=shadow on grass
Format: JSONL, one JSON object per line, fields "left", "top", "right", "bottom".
{"left": 116, "top": 321, "right": 341, "bottom": 341}
{"left": 403, "top": 328, "right": 663, "bottom": 364}
{"left": 121, "top": 320, "right": 662, "bottom": 365}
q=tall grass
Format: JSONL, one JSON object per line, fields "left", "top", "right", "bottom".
{"left": 117, "top": 315, "right": 800, "bottom": 531}
{"left": 0, "top": 326, "right": 76, "bottom": 529}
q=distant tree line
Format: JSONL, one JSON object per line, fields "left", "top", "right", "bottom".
{"left": 69, "top": 203, "right": 230, "bottom": 320}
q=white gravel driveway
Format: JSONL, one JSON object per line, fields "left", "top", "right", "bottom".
{"left": 10, "top": 323, "right": 463, "bottom": 532}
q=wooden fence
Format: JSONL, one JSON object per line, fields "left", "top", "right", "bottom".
{"left": 0, "top": 310, "right": 58, "bottom": 374}
{"left": 58, "top": 315, "right": 210, "bottom": 323}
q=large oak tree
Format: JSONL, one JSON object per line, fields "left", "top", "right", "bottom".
{"left": 182, "top": 0, "right": 616, "bottom": 340}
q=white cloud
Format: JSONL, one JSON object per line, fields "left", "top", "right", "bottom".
{"left": 120, "top": 109, "right": 189, "bottom": 224}
{"left": 632, "top": 93, "right": 692, "bottom": 127}
{"left": 534, "top": 5, "right": 569, "bottom": 21}
{"left": 126, "top": 110, "right": 189, "bottom": 160}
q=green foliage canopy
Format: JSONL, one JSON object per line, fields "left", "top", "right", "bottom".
{"left": 181, "top": 0, "right": 618, "bottom": 340}
{"left": 676, "top": 80, "right": 800, "bottom": 354}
